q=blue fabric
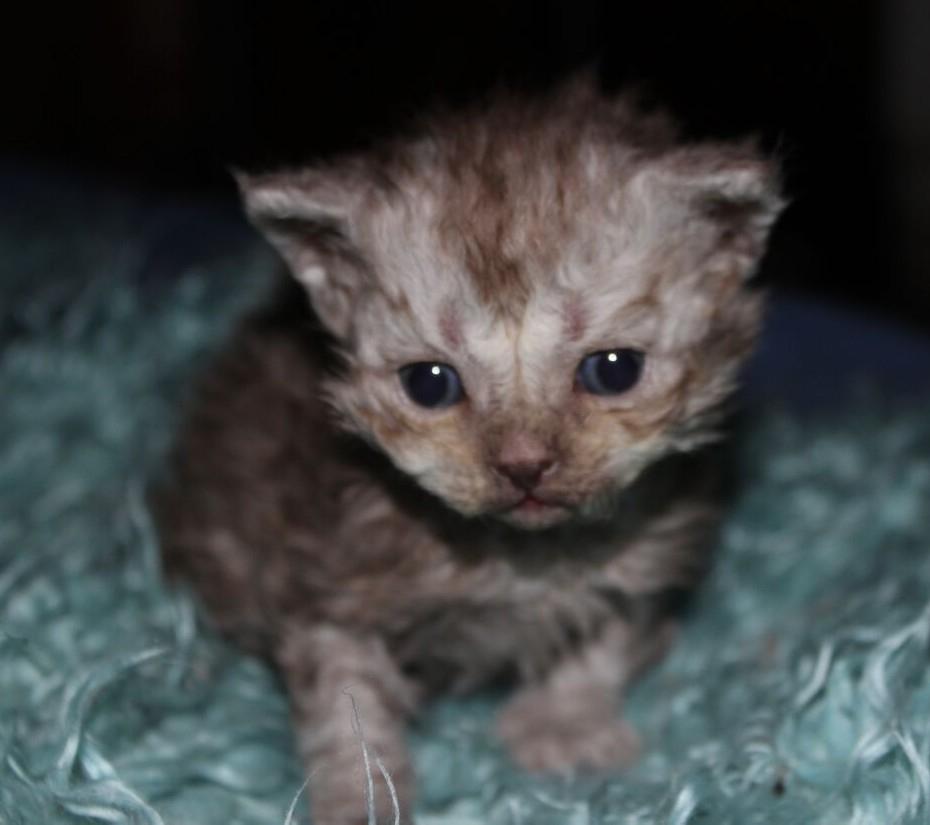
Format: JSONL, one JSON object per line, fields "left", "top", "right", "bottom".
{"left": 743, "top": 292, "right": 930, "bottom": 409}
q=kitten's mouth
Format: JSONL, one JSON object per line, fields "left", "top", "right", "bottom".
{"left": 498, "top": 494, "right": 573, "bottom": 529}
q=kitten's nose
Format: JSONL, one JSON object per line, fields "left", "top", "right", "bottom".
{"left": 493, "top": 433, "right": 555, "bottom": 491}
{"left": 494, "top": 458, "right": 554, "bottom": 491}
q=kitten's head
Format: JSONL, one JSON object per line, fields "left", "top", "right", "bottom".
{"left": 239, "top": 82, "right": 783, "bottom": 529}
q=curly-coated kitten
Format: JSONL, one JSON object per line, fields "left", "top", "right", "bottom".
{"left": 154, "top": 79, "right": 783, "bottom": 824}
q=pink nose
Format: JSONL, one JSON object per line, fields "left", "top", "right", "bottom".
{"left": 494, "top": 457, "right": 554, "bottom": 490}
{"left": 493, "top": 432, "right": 555, "bottom": 490}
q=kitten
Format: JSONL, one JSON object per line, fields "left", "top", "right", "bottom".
{"left": 154, "top": 79, "right": 782, "bottom": 824}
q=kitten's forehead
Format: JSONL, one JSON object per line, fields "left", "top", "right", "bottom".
{"left": 431, "top": 145, "right": 627, "bottom": 319}
{"left": 357, "top": 174, "right": 656, "bottom": 369}
{"left": 364, "top": 198, "right": 583, "bottom": 322}
{"left": 359, "top": 118, "right": 634, "bottom": 319}
{"left": 354, "top": 203, "right": 661, "bottom": 397}
{"left": 432, "top": 176, "right": 567, "bottom": 318}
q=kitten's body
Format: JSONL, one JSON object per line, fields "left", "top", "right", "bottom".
{"left": 155, "top": 81, "right": 782, "bottom": 824}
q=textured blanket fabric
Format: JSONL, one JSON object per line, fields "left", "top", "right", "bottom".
{"left": 2, "top": 186, "right": 930, "bottom": 825}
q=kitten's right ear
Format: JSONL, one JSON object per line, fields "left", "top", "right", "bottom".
{"left": 235, "top": 169, "right": 367, "bottom": 339}
{"left": 630, "top": 145, "right": 785, "bottom": 278}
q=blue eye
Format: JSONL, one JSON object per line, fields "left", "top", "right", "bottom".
{"left": 399, "top": 362, "right": 464, "bottom": 408}
{"left": 576, "top": 349, "right": 644, "bottom": 395}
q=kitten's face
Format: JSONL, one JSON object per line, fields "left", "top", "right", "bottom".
{"left": 241, "top": 86, "right": 782, "bottom": 528}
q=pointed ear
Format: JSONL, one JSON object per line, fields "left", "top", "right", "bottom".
{"left": 235, "top": 169, "right": 368, "bottom": 338}
{"left": 633, "top": 145, "right": 785, "bottom": 276}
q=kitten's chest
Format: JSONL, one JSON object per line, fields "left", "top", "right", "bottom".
{"left": 386, "top": 557, "right": 618, "bottom": 691}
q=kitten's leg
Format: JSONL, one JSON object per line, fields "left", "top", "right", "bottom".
{"left": 278, "top": 625, "right": 418, "bottom": 825}
{"left": 496, "top": 619, "right": 674, "bottom": 775}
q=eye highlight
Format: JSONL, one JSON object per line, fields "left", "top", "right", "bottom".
{"left": 576, "top": 349, "right": 644, "bottom": 396}
{"left": 399, "top": 363, "right": 464, "bottom": 409}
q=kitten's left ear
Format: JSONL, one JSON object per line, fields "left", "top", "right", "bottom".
{"left": 634, "top": 145, "right": 785, "bottom": 275}
{"left": 234, "top": 169, "right": 369, "bottom": 338}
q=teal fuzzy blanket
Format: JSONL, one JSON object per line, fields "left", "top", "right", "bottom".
{"left": 3, "top": 187, "right": 930, "bottom": 825}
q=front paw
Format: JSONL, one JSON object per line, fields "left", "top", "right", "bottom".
{"left": 496, "top": 694, "right": 641, "bottom": 775}
{"left": 308, "top": 754, "right": 414, "bottom": 825}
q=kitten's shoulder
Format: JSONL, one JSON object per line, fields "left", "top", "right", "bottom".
{"left": 153, "top": 276, "right": 353, "bottom": 635}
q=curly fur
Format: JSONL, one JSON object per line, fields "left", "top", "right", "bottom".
{"left": 156, "top": 78, "right": 783, "bottom": 824}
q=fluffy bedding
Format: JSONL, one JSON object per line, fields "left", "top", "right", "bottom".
{"left": 2, "top": 179, "right": 930, "bottom": 824}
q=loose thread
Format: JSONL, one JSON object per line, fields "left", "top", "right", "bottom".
{"left": 344, "top": 686, "right": 402, "bottom": 825}
{"left": 283, "top": 774, "right": 314, "bottom": 825}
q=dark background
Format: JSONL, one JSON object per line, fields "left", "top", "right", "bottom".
{"left": 4, "top": 1, "right": 930, "bottom": 334}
